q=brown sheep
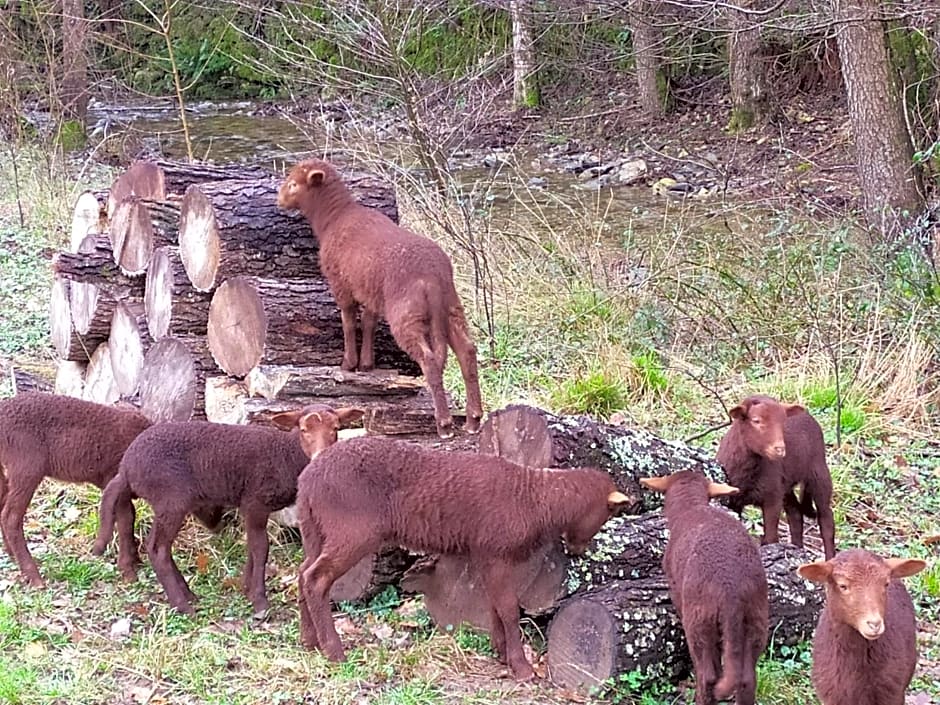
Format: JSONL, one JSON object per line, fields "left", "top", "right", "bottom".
{"left": 276, "top": 158, "right": 483, "bottom": 439}
{"left": 716, "top": 394, "right": 836, "bottom": 559}
{"left": 641, "top": 471, "right": 769, "bottom": 705}
{"left": 0, "top": 392, "right": 152, "bottom": 586}
{"left": 293, "top": 435, "right": 630, "bottom": 680}
{"left": 798, "top": 549, "right": 927, "bottom": 705}
{"left": 93, "top": 405, "right": 362, "bottom": 616}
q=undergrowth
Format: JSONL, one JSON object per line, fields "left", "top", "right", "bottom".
{"left": 1, "top": 146, "right": 939, "bottom": 704}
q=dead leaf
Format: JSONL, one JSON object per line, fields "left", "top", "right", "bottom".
{"left": 195, "top": 552, "right": 210, "bottom": 574}
{"left": 371, "top": 623, "right": 393, "bottom": 641}
{"left": 62, "top": 506, "right": 82, "bottom": 524}
{"left": 24, "top": 641, "right": 47, "bottom": 658}
{"left": 110, "top": 617, "right": 132, "bottom": 640}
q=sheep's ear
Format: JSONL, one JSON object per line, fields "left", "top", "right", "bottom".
{"left": 797, "top": 561, "right": 833, "bottom": 583}
{"left": 885, "top": 558, "right": 928, "bottom": 579}
{"left": 639, "top": 476, "right": 672, "bottom": 493}
{"left": 706, "top": 481, "right": 739, "bottom": 498}
{"left": 784, "top": 403, "right": 805, "bottom": 417}
{"left": 728, "top": 404, "right": 747, "bottom": 421}
{"left": 607, "top": 491, "right": 631, "bottom": 513}
{"left": 306, "top": 169, "right": 326, "bottom": 187}
{"left": 298, "top": 411, "right": 324, "bottom": 431}
{"left": 270, "top": 409, "right": 304, "bottom": 430}
{"left": 335, "top": 407, "right": 365, "bottom": 427}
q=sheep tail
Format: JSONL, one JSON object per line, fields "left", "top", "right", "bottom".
{"left": 713, "top": 613, "right": 744, "bottom": 702}
{"left": 92, "top": 473, "right": 132, "bottom": 555}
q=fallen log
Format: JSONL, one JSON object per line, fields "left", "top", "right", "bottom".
{"left": 546, "top": 541, "right": 823, "bottom": 693}
{"left": 82, "top": 342, "right": 120, "bottom": 404}
{"left": 106, "top": 160, "right": 166, "bottom": 219}
{"left": 70, "top": 190, "right": 107, "bottom": 251}
{"left": 9, "top": 366, "right": 53, "bottom": 395}
{"left": 205, "top": 276, "right": 418, "bottom": 378}
{"left": 109, "top": 301, "right": 151, "bottom": 397}
{"left": 54, "top": 234, "right": 142, "bottom": 297}
{"left": 153, "top": 158, "right": 273, "bottom": 195}
{"left": 177, "top": 173, "right": 397, "bottom": 291}
{"left": 109, "top": 198, "right": 180, "bottom": 275}
{"left": 145, "top": 246, "right": 212, "bottom": 339}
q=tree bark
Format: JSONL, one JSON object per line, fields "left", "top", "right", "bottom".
{"left": 727, "top": 1, "right": 769, "bottom": 130}
{"left": 178, "top": 175, "right": 397, "bottom": 292}
{"left": 109, "top": 198, "right": 181, "bottom": 276}
{"left": 509, "top": 0, "right": 539, "bottom": 109}
{"left": 205, "top": 276, "right": 419, "bottom": 378}
{"left": 833, "top": 0, "right": 924, "bottom": 235}
{"left": 60, "top": 0, "right": 88, "bottom": 128}
{"left": 82, "top": 342, "right": 120, "bottom": 405}
{"left": 109, "top": 300, "right": 151, "bottom": 397}
{"left": 70, "top": 190, "right": 107, "bottom": 251}
{"left": 107, "top": 161, "right": 167, "bottom": 220}
{"left": 9, "top": 366, "right": 53, "bottom": 395}
{"left": 629, "top": 1, "right": 666, "bottom": 117}
{"left": 145, "top": 246, "right": 212, "bottom": 339}
{"left": 153, "top": 159, "right": 273, "bottom": 195}
{"left": 54, "top": 234, "right": 145, "bottom": 302}
{"left": 546, "top": 541, "right": 823, "bottom": 692}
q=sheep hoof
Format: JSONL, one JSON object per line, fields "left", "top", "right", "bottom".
{"left": 340, "top": 359, "right": 357, "bottom": 372}
{"left": 436, "top": 425, "right": 455, "bottom": 439}
{"left": 252, "top": 608, "right": 268, "bottom": 621}
{"left": 90, "top": 541, "right": 106, "bottom": 557}
{"left": 463, "top": 417, "right": 482, "bottom": 434}
{"left": 25, "top": 573, "right": 45, "bottom": 589}
{"left": 119, "top": 567, "right": 139, "bottom": 583}
{"left": 509, "top": 663, "right": 536, "bottom": 682}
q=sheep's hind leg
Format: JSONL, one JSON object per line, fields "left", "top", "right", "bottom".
{"left": 0, "top": 469, "right": 45, "bottom": 587}
{"left": 447, "top": 307, "right": 483, "bottom": 433}
{"left": 114, "top": 495, "right": 141, "bottom": 581}
{"left": 685, "top": 619, "right": 720, "bottom": 705}
{"left": 358, "top": 309, "right": 378, "bottom": 371}
{"left": 146, "top": 507, "right": 196, "bottom": 614}
{"left": 481, "top": 561, "right": 533, "bottom": 681}
{"left": 783, "top": 490, "right": 804, "bottom": 548}
{"left": 298, "top": 520, "right": 323, "bottom": 650}
{"left": 338, "top": 303, "right": 360, "bottom": 371}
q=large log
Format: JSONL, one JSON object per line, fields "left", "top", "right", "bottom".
{"left": 70, "top": 190, "right": 107, "bottom": 251}
{"left": 145, "top": 246, "right": 212, "bottom": 339}
{"left": 205, "top": 276, "right": 419, "bottom": 378}
{"left": 138, "top": 337, "right": 202, "bottom": 422}
{"left": 50, "top": 276, "right": 105, "bottom": 361}
{"left": 107, "top": 160, "right": 166, "bottom": 220}
{"left": 177, "top": 173, "right": 397, "bottom": 291}
{"left": 153, "top": 159, "right": 273, "bottom": 195}
{"left": 546, "top": 541, "right": 824, "bottom": 693}
{"left": 109, "top": 198, "right": 180, "bottom": 275}
{"left": 54, "top": 235, "right": 142, "bottom": 297}
{"left": 9, "top": 366, "right": 53, "bottom": 395}
{"left": 109, "top": 301, "right": 151, "bottom": 397}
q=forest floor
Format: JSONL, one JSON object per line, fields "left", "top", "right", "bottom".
{"left": 1, "top": 83, "right": 939, "bottom": 705}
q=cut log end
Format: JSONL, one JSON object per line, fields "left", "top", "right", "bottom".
{"left": 145, "top": 246, "right": 173, "bottom": 339}
{"left": 83, "top": 342, "right": 120, "bottom": 405}
{"left": 109, "top": 198, "right": 155, "bottom": 276}
{"left": 478, "top": 404, "right": 554, "bottom": 467}
{"left": 54, "top": 360, "right": 86, "bottom": 398}
{"left": 179, "top": 187, "right": 221, "bottom": 292}
{"left": 139, "top": 337, "right": 198, "bottom": 422}
{"left": 546, "top": 598, "right": 618, "bottom": 693}
{"left": 109, "top": 301, "right": 148, "bottom": 397}
{"left": 70, "top": 191, "right": 106, "bottom": 252}
{"left": 107, "top": 160, "right": 166, "bottom": 220}
{"left": 206, "top": 277, "right": 266, "bottom": 377}
{"left": 50, "top": 277, "right": 73, "bottom": 359}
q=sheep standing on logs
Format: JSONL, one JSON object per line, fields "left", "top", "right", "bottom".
{"left": 93, "top": 405, "right": 363, "bottom": 616}
{"left": 293, "top": 435, "right": 630, "bottom": 680}
{"left": 798, "top": 549, "right": 927, "bottom": 705}
{"left": 276, "top": 158, "right": 483, "bottom": 438}
{"left": 0, "top": 392, "right": 152, "bottom": 586}
{"left": 641, "top": 471, "right": 769, "bottom": 705}
{"left": 716, "top": 394, "right": 837, "bottom": 559}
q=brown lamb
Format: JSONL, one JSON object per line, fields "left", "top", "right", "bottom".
{"left": 0, "top": 392, "right": 152, "bottom": 586}
{"left": 641, "top": 471, "right": 769, "bottom": 705}
{"left": 716, "top": 394, "right": 836, "bottom": 559}
{"left": 798, "top": 549, "right": 927, "bottom": 705}
{"left": 277, "top": 158, "right": 483, "bottom": 439}
{"left": 293, "top": 435, "right": 630, "bottom": 680}
{"left": 93, "top": 405, "right": 362, "bottom": 616}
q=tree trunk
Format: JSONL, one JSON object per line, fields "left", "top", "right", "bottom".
{"left": 107, "top": 161, "right": 167, "bottom": 220}
{"left": 727, "top": 1, "right": 769, "bottom": 131}
{"left": 145, "top": 246, "right": 212, "bottom": 339}
{"left": 509, "top": 0, "right": 539, "bottom": 109}
{"left": 178, "top": 175, "right": 397, "bottom": 292}
{"left": 109, "top": 300, "right": 151, "bottom": 397}
{"left": 833, "top": 0, "right": 924, "bottom": 235}
{"left": 60, "top": 0, "right": 88, "bottom": 128}
{"left": 206, "top": 276, "right": 419, "bottom": 378}
{"left": 138, "top": 336, "right": 208, "bottom": 422}
{"left": 405, "top": 406, "right": 731, "bottom": 631}
{"left": 82, "top": 342, "right": 120, "bottom": 405}
{"left": 54, "top": 359, "right": 85, "bottom": 398}
{"left": 109, "top": 198, "right": 181, "bottom": 276}
{"left": 50, "top": 275, "right": 106, "bottom": 361}
{"left": 546, "top": 542, "right": 823, "bottom": 692}
{"left": 153, "top": 159, "right": 273, "bottom": 194}
{"left": 70, "top": 190, "right": 107, "bottom": 251}
{"left": 629, "top": 1, "right": 666, "bottom": 117}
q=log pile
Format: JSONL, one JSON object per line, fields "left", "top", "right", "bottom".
{"left": 49, "top": 157, "right": 429, "bottom": 426}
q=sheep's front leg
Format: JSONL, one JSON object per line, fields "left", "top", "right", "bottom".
{"left": 481, "top": 561, "right": 534, "bottom": 681}
{"left": 759, "top": 498, "right": 783, "bottom": 545}
{"left": 243, "top": 510, "right": 271, "bottom": 617}
{"left": 783, "top": 491, "right": 804, "bottom": 548}
{"left": 358, "top": 308, "right": 378, "bottom": 371}
{"left": 338, "top": 303, "right": 360, "bottom": 371}
{"left": 0, "top": 471, "right": 45, "bottom": 587}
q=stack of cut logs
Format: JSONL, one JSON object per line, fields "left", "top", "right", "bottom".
{"left": 51, "top": 158, "right": 433, "bottom": 432}
{"left": 47, "top": 159, "right": 823, "bottom": 693}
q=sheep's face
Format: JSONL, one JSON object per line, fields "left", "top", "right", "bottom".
{"left": 798, "top": 549, "right": 926, "bottom": 640}
{"left": 563, "top": 489, "right": 630, "bottom": 555}
{"left": 269, "top": 404, "right": 364, "bottom": 459}
{"left": 277, "top": 160, "right": 331, "bottom": 210}
{"left": 728, "top": 395, "right": 804, "bottom": 461}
